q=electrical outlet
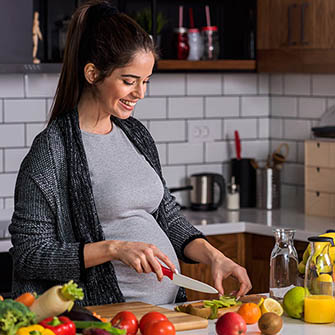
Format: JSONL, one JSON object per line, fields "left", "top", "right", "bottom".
{"left": 188, "top": 120, "right": 220, "bottom": 143}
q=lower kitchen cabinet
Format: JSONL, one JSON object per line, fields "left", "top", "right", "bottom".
{"left": 180, "top": 233, "right": 308, "bottom": 301}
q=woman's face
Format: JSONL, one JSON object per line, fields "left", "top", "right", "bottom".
{"left": 95, "top": 51, "right": 155, "bottom": 119}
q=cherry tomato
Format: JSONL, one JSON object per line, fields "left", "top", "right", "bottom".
{"left": 139, "top": 311, "right": 168, "bottom": 334}
{"left": 111, "top": 311, "right": 138, "bottom": 335}
{"left": 143, "top": 319, "right": 176, "bottom": 335}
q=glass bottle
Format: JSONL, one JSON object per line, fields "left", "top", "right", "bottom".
{"left": 173, "top": 27, "right": 189, "bottom": 60}
{"left": 269, "top": 228, "right": 298, "bottom": 301}
{"left": 187, "top": 28, "right": 204, "bottom": 61}
{"left": 201, "top": 26, "right": 220, "bottom": 60}
{"left": 304, "top": 236, "right": 335, "bottom": 323}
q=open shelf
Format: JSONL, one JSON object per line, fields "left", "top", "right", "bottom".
{"left": 156, "top": 59, "right": 256, "bottom": 71}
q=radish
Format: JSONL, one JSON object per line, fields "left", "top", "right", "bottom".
{"left": 30, "top": 280, "right": 84, "bottom": 322}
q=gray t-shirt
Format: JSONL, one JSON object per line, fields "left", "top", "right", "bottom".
{"left": 82, "top": 124, "right": 180, "bottom": 304}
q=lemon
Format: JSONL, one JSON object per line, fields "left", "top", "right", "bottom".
{"left": 283, "top": 286, "right": 307, "bottom": 319}
{"left": 257, "top": 297, "right": 264, "bottom": 307}
{"left": 260, "top": 298, "right": 283, "bottom": 316}
{"left": 318, "top": 274, "right": 333, "bottom": 282}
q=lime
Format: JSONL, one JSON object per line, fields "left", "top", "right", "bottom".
{"left": 260, "top": 298, "right": 283, "bottom": 316}
{"left": 283, "top": 286, "right": 307, "bottom": 319}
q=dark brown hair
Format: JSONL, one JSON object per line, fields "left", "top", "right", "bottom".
{"left": 49, "top": 0, "right": 157, "bottom": 124}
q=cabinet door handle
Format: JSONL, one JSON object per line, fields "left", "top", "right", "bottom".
{"left": 301, "top": 2, "right": 309, "bottom": 45}
{"left": 288, "top": 4, "right": 298, "bottom": 46}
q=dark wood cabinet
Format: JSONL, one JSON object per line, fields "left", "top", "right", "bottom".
{"left": 180, "top": 233, "right": 308, "bottom": 301}
{"left": 257, "top": 0, "right": 335, "bottom": 72}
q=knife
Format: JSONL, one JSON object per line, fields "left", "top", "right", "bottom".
{"left": 161, "top": 265, "right": 218, "bottom": 294}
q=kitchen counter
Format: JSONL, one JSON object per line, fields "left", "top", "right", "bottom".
{"left": 160, "top": 303, "right": 335, "bottom": 334}
{"left": 0, "top": 207, "right": 334, "bottom": 252}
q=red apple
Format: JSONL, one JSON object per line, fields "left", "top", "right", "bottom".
{"left": 215, "top": 312, "right": 247, "bottom": 335}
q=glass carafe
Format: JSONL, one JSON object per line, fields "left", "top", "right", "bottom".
{"left": 304, "top": 236, "right": 335, "bottom": 323}
{"left": 269, "top": 228, "right": 298, "bottom": 301}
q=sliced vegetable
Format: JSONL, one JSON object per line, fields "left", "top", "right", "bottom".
{"left": 29, "top": 280, "right": 84, "bottom": 322}
{"left": 15, "top": 292, "right": 37, "bottom": 307}
{"left": 17, "top": 324, "right": 55, "bottom": 335}
{"left": 40, "top": 316, "right": 76, "bottom": 335}
{"left": 203, "top": 295, "right": 242, "bottom": 319}
{"left": 73, "top": 321, "right": 126, "bottom": 335}
{"left": 0, "top": 299, "right": 36, "bottom": 335}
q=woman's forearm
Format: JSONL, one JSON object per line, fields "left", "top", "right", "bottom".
{"left": 183, "top": 238, "right": 224, "bottom": 265}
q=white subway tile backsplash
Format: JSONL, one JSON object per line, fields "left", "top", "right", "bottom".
{"left": 283, "top": 119, "right": 311, "bottom": 140}
{"left": 187, "top": 164, "right": 223, "bottom": 176}
{"left": 312, "top": 75, "right": 335, "bottom": 96}
{"left": 186, "top": 73, "right": 222, "bottom": 96}
{"left": 26, "top": 123, "right": 46, "bottom": 146}
{"left": 134, "top": 97, "right": 166, "bottom": 120}
{"left": 4, "top": 148, "right": 29, "bottom": 172}
{"left": 25, "top": 74, "right": 59, "bottom": 98}
{"left": 149, "top": 74, "right": 185, "bottom": 96}
{"left": 270, "top": 74, "right": 283, "bottom": 95}
{"left": 156, "top": 143, "right": 167, "bottom": 165}
{"left": 259, "top": 74, "right": 270, "bottom": 95}
{"left": 0, "top": 75, "right": 24, "bottom": 98}
{"left": 168, "top": 97, "right": 203, "bottom": 119}
{"left": 224, "top": 74, "right": 257, "bottom": 95}
{"left": 259, "top": 118, "right": 269, "bottom": 138}
{"left": 162, "top": 165, "right": 187, "bottom": 187}
{"left": 327, "top": 98, "right": 335, "bottom": 110}
{"left": 4, "top": 99, "right": 46, "bottom": 122}
{"left": 0, "top": 149, "right": 3, "bottom": 172}
{"left": 205, "top": 141, "right": 229, "bottom": 163}
{"left": 271, "top": 97, "right": 297, "bottom": 117}
{"left": 205, "top": 97, "right": 239, "bottom": 118}
{"left": 242, "top": 140, "right": 269, "bottom": 161}
{"left": 282, "top": 163, "right": 304, "bottom": 186}
{"left": 270, "top": 118, "right": 283, "bottom": 139}
{"left": 168, "top": 142, "right": 203, "bottom": 164}
{"left": 271, "top": 140, "right": 297, "bottom": 162}
{"left": 224, "top": 119, "right": 257, "bottom": 140}
{"left": 4, "top": 198, "right": 14, "bottom": 209}
{"left": 0, "top": 173, "right": 17, "bottom": 197}
{"left": 284, "top": 74, "right": 311, "bottom": 96}
{"left": 299, "top": 97, "right": 326, "bottom": 119}
{"left": 241, "top": 96, "right": 269, "bottom": 117}
{"left": 150, "top": 120, "right": 185, "bottom": 142}
{"left": 0, "top": 124, "right": 24, "bottom": 147}
{"left": 188, "top": 119, "right": 221, "bottom": 143}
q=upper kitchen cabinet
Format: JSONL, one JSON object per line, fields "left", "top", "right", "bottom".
{"left": 257, "top": 0, "right": 335, "bottom": 73}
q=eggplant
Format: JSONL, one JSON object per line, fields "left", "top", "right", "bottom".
{"left": 61, "top": 305, "right": 100, "bottom": 322}
{"left": 82, "top": 328, "right": 111, "bottom": 335}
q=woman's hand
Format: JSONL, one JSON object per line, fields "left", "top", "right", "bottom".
{"left": 183, "top": 238, "right": 252, "bottom": 298}
{"left": 110, "top": 240, "right": 176, "bottom": 281}
{"left": 210, "top": 253, "right": 252, "bottom": 298}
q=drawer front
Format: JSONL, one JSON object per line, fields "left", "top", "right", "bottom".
{"left": 305, "top": 166, "right": 335, "bottom": 192}
{"left": 305, "top": 141, "right": 335, "bottom": 168}
{"left": 305, "top": 191, "right": 335, "bottom": 217}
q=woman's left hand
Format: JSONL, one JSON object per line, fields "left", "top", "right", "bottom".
{"left": 209, "top": 253, "right": 252, "bottom": 298}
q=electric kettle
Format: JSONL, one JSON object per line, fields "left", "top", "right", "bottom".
{"left": 190, "top": 173, "right": 225, "bottom": 211}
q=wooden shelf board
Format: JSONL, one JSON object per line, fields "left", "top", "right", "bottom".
{"left": 157, "top": 59, "right": 256, "bottom": 71}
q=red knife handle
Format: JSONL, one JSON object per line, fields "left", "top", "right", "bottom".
{"left": 161, "top": 265, "right": 174, "bottom": 280}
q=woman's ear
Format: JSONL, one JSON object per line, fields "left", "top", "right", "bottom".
{"left": 84, "top": 63, "right": 98, "bottom": 84}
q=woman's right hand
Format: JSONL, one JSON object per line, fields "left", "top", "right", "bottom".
{"left": 110, "top": 240, "right": 176, "bottom": 281}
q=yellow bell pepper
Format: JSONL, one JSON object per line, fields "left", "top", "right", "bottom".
{"left": 17, "top": 324, "right": 56, "bottom": 335}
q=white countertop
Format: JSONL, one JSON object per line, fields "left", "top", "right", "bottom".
{"left": 160, "top": 303, "right": 335, "bottom": 334}
{"left": 0, "top": 207, "right": 334, "bottom": 252}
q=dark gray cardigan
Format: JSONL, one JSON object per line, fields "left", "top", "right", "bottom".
{"left": 9, "top": 109, "right": 205, "bottom": 306}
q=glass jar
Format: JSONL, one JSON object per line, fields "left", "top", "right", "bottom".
{"left": 187, "top": 28, "right": 204, "bottom": 61}
{"left": 269, "top": 228, "right": 298, "bottom": 301}
{"left": 304, "top": 236, "right": 335, "bottom": 323}
{"left": 173, "top": 27, "right": 189, "bottom": 60}
{"left": 201, "top": 26, "right": 219, "bottom": 60}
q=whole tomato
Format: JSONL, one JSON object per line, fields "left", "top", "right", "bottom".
{"left": 111, "top": 311, "right": 138, "bottom": 335}
{"left": 143, "top": 319, "right": 176, "bottom": 335}
{"left": 139, "top": 311, "right": 168, "bottom": 334}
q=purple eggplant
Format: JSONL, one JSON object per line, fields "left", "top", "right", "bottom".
{"left": 82, "top": 328, "right": 113, "bottom": 335}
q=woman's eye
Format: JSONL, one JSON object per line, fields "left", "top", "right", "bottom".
{"left": 144, "top": 80, "right": 150, "bottom": 84}
{"left": 123, "top": 80, "right": 135, "bottom": 86}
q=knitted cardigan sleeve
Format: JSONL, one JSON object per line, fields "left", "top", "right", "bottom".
{"left": 9, "top": 138, "right": 83, "bottom": 282}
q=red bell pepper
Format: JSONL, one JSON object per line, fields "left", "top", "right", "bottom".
{"left": 40, "top": 316, "right": 76, "bottom": 335}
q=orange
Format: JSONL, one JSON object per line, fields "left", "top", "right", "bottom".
{"left": 237, "top": 302, "right": 262, "bottom": 324}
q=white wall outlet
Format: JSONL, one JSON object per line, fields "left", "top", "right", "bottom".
{"left": 188, "top": 120, "right": 221, "bottom": 143}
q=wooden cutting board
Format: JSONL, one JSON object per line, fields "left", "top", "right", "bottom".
{"left": 86, "top": 301, "right": 208, "bottom": 332}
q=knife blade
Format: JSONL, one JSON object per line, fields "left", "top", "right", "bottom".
{"left": 161, "top": 265, "right": 218, "bottom": 294}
